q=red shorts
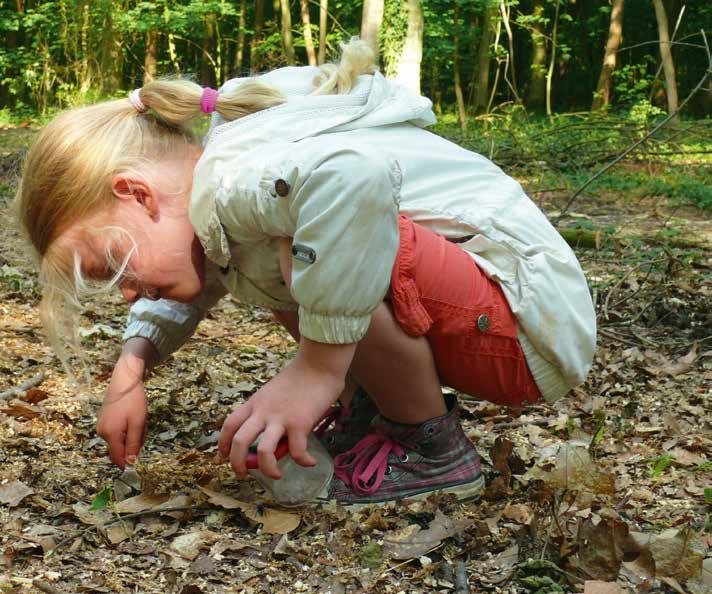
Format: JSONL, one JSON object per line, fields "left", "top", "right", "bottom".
{"left": 388, "top": 216, "right": 542, "bottom": 407}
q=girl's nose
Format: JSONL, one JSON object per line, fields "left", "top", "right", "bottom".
{"left": 120, "top": 284, "right": 140, "bottom": 304}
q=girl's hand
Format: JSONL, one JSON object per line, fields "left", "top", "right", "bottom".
{"left": 96, "top": 338, "right": 157, "bottom": 470}
{"left": 219, "top": 338, "right": 356, "bottom": 480}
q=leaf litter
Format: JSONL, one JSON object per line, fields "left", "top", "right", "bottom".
{"left": 1, "top": 169, "right": 711, "bottom": 592}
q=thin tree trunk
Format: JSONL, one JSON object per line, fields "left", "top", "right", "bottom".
{"left": 318, "top": 0, "right": 327, "bottom": 64}
{"left": 453, "top": 3, "right": 467, "bottom": 132}
{"left": 300, "top": 0, "right": 317, "bottom": 65}
{"left": 592, "top": 0, "right": 624, "bottom": 111}
{"left": 144, "top": 29, "right": 157, "bottom": 85}
{"left": 79, "top": 1, "right": 91, "bottom": 94}
{"left": 394, "top": 0, "right": 424, "bottom": 95}
{"left": 361, "top": 0, "right": 385, "bottom": 61}
{"left": 164, "top": 5, "right": 181, "bottom": 74}
{"left": 236, "top": 0, "right": 247, "bottom": 73}
{"left": 279, "top": 0, "right": 295, "bottom": 65}
{"left": 652, "top": 0, "right": 680, "bottom": 126}
{"left": 201, "top": 14, "right": 216, "bottom": 85}
{"left": 499, "top": 0, "right": 520, "bottom": 102}
{"left": 473, "top": 5, "right": 497, "bottom": 113}
{"left": 250, "top": 0, "right": 264, "bottom": 73}
{"left": 527, "top": 0, "right": 546, "bottom": 109}
{"left": 545, "top": 0, "right": 560, "bottom": 118}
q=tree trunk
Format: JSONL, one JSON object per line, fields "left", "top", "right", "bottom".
{"left": 318, "top": 0, "right": 328, "bottom": 64}
{"left": 201, "top": 14, "right": 216, "bottom": 85}
{"left": 361, "top": 0, "right": 385, "bottom": 61}
{"left": 473, "top": 5, "right": 497, "bottom": 113}
{"left": 394, "top": 0, "right": 424, "bottom": 95}
{"left": 236, "top": 0, "right": 247, "bottom": 73}
{"left": 250, "top": 0, "right": 264, "bottom": 73}
{"left": 300, "top": 0, "right": 317, "bottom": 66}
{"left": 652, "top": 0, "right": 680, "bottom": 126}
{"left": 453, "top": 3, "right": 467, "bottom": 131}
{"left": 144, "top": 29, "right": 157, "bottom": 85}
{"left": 545, "top": 0, "right": 560, "bottom": 118}
{"left": 592, "top": 0, "right": 624, "bottom": 111}
{"left": 499, "top": 0, "right": 520, "bottom": 102}
{"left": 527, "top": 0, "right": 547, "bottom": 109}
{"left": 279, "top": 0, "right": 295, "bottom": 65}
{"left": 164, "top": 4, "right": 181, "bottom": 74}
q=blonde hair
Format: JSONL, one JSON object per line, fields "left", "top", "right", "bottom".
{"left": 15, "top": 38, "right": 377, "bottom": 376}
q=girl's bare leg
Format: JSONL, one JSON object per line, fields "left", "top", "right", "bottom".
{"left": 273, "top": 303, "right": 445, "bottom": 424}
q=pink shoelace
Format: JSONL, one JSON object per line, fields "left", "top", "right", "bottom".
{"left": 333, "top": 431, "right": 406, "bottom": 495}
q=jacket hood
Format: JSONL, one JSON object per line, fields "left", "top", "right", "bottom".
{"left": 204, "top": 66, "right": 436, "bottom": 152}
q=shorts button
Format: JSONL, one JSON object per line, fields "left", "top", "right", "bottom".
{"left": 274, "top": 179, "right": 290, "bottom": 197}
{"left": 476, "top": 314, "right": 490, "bottom": 333}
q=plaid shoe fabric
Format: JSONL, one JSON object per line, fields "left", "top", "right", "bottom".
{"left": 329, "top": 394, "right": 484, "bottom": 505}
{"left": 318, "top": 387, "right": 379, "bottom": 457}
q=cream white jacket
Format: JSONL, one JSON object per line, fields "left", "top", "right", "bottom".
{"left": 124, "top": 67, "right": 596, "bottom": 402}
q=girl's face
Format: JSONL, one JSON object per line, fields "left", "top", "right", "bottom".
{"left": 58, "top": 155, "right": 206, "bottom": 304}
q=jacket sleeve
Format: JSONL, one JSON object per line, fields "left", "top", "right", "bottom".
{"left": 122, "top": 268, "right": 228, "bottom": 361}
{"left": 287, "top": 148, "right": 401, "bottom": 344}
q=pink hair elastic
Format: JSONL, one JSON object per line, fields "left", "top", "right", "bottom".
{"left": 128, "top": 89, "right": 147, "bottom": 113}
{"left": 200, "top": 87, "right": 220, "bottom": 114}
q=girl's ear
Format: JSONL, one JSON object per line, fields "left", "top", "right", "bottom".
{"left": 111, "top": 174, "right": 159, "bottom": 218}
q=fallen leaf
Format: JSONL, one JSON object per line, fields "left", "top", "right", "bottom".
{"left": 583, "top": 581, "right": 620, "bottom": 594}
{"left": 576, "top": 516, "right": 631, "bottom": 580}
{"left": 650, "top": 528, "right": 704, "bottom": 581}
{"left": 114, "top": 493, "right": 169, "bottom": 514}
{"left": 89, "top": 486, "right": 112, "bottom": 511}
{"left": 502, "top": 503, "right": 533, "bottom": 525}
{"left": 198, "top": 486, "right": 300, "bottom": 534}
{"left": 101, "top": 521, "right": 134, "bottom": 545}
{"left": 643, "top": 344, "right": 697, "bottom": 376}
{"left": 170, "top": 530, "right": 219, "bottom": 561}
{"left": 0, "top": 481, "right": 34, "bottom": 507}
{"left": 72, "top": 502, "right": 113, "bottom": 526}
{"left": 383, "top": 509, "right": 471, "bottom": 560}
{"left": 536, "top": 443, "right": 615, "bottom": 495}
{"left": 0, "top": 401, "right": 42, "bottom": 419}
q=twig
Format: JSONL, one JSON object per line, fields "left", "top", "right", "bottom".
{"left": 602, "top": 258, "right": 668, "bottom": 321}
{"left": 0, "top": 371, "right": 45, "bottom": 401}
{"left": 455, "top": 560, "right": 471, "bottom": 594}
{"left": 377, "top": 542, "right": 445, "bottom": 580}
{"left": 554, "top": 30, "right": 711, "bottom": 225}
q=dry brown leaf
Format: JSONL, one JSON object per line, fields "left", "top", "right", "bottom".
{"left": 0, "top": 401, "right": 41, "bottom": 419}
{"left": 537, "top": 443, "right": 615, "bottom": 495}
{"left": 170, "top": 530, "right": 219, "bottom": 561}
{"left": 649, "top": 528, "right": 704, "bottom": 581}
{"left": 72, "top": 502, "right": 113, "bottom": 526}
{"left": 502, "top": 503, "right": 533, "bottom": 525}
{"left": 198, "top": 486, "right": 300, "bottom": 534}
{"left": 383, "top": 509, "right": 471, "bottom": 560}
{"left": 101, "top": 521, "right": 134, "bottom": 545}
{"left": 583, "top": 581, "right": 620, "bottom": 594}
{"left": 113, "top": 493, "right": 169, "bottom": 514}
{"left": 643, "top": 344, "right": 698, "bottom": 377}
{"left": 0, "top": 481, "right": 34, "bottom": 507}
{"left": 576, "top": 516, "right": 630, "bottom": 580}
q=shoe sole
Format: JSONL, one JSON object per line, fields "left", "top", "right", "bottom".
{"left": 321, "top": 474, "right": 486, "bottom": 509}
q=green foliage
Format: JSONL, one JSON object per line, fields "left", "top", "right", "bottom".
{"left": 380, "top": 0, "right": 409, "bottom": 78}
{"left": 650, "top": 454, "right": 674, "bottom": 478}
{"left": 89, "top": 486, "right": 112, "bottom": 511}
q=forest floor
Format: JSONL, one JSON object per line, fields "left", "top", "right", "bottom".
{"left": 0, "top": 124, "right": 710, "bottom": 594}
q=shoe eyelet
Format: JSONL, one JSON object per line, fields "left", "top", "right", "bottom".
{"left": 400, "top": 453, "right": 409, "bottom": 463}
{"left": 426, "top": 426, "right": 435, "bottom": 435}
{"left": 327, "top": 436, "right": 335, "bottom": 445}
{"left": 385, "top": 465, "right": 392, "bottom": 476}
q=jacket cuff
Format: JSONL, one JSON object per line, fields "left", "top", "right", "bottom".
{"left": 298, "top": 307, "right": 371, "bottom": 344}
{"left": 122, "top": 321, "right": 175, "bottom": 361}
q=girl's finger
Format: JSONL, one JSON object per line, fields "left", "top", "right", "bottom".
{"left": 256, "top": 423, "right": 286, "bottom": 480}
{"left": 287, "top": 428, "right": 317, "bottom": 468}
{"left": 124, "top": 418, "right": 145, "bottom": 466}
{"left": 229, "top": 416, "right": 265, "bottom": 479}
{"left": 218, "top": 403, "right": 252, "bottom": 457}
{"left": 107, "top": 429, "right": 127, "bottom": 470}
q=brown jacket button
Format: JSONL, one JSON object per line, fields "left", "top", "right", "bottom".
{"left": 275, "top": 179, "right": 290, "bottom": 197}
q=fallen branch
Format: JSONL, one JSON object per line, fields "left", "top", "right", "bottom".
{"left": 0, "top": 371, "right": 45, "bottom": 401}
{"left": 455, "top": 560, "right": 471, "bottom": 594}
{"left": 32, "top": 580, "right": 65, "bottom": 594}
{"left": 554, "top": 29, "right": 711, "bottom": 225}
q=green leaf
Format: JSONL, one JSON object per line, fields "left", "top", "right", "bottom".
{"left": 651, "top": 454, "right": 674, "bottom": 478}
{"left": 89, "top": 486, "right": 112, "bottom": 511}
{"left": 704, "top": 487, "right": 712, "bottom": 506}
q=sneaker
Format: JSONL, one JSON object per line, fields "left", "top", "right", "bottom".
{"left": 317, "top": 387, "right": 379, "bottom": 457}
{"left": 329, "top": 395, "right": 484, "bottom": 505}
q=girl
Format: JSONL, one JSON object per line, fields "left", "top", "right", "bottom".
{"left": 16, "top": 40, "right": 596, "bottom": 505}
